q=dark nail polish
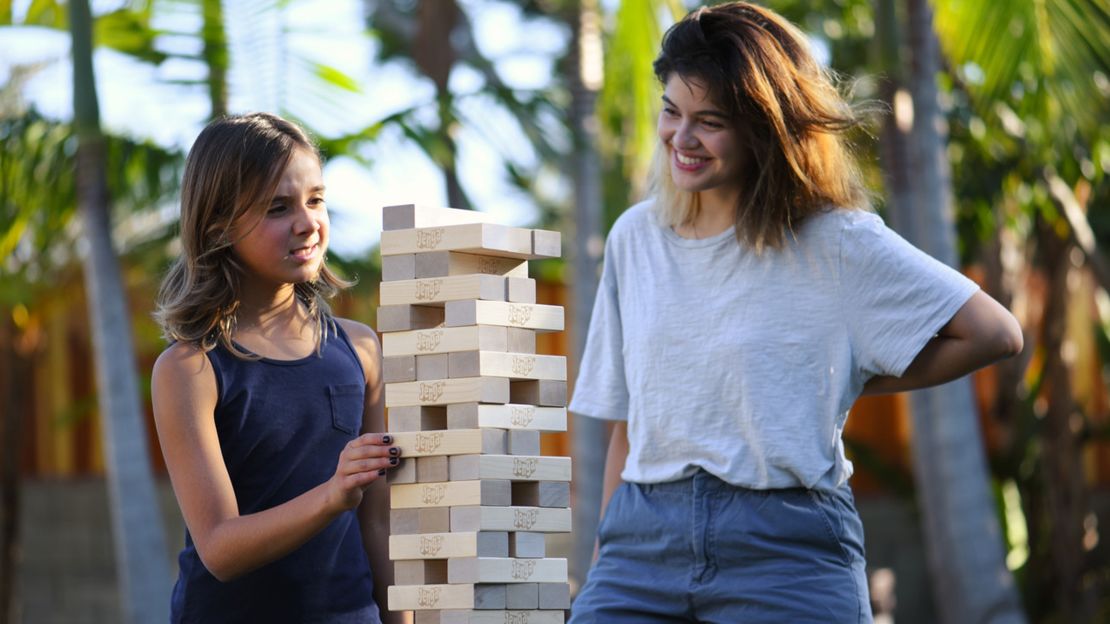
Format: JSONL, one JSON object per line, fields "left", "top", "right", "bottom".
{"left": 389, "top": 447, "right": 400, "bottom": 456}
{"left": 382, "top": 435, "right": 392, "bottom": 444}
{"left": 378, "top": 468, "right": 386, "bottom": 475}
{"left": 389, "top": 457, "right": 399, "bottom": 466}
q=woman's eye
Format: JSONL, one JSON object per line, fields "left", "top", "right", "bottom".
{"left": 702, "top": 120, "right": 725, "bottom": 130}
{"left": 662, "top": 107, "right": 678, "bottom": 117}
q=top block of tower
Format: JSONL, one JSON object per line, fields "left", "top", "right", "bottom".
{"left": 382, "top": 204, "right": 494, "bottom": 231}
{"left": 382, "top": 223, "right": 559, "bottom": 260}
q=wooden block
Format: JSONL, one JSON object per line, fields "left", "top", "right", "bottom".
{"left": 531, "top": 229, "right": 561, "bottom": 258}
{"left": 447, "top": 557, "right": 568, "bottom": 584}
{"left": 450, "top": 506, "right": 572, "bottom": 533}
{"left": 416, "top": 456, "right": 450, "bottom": 483}
{"left": 383, "top": 355, "right": 416, "bottom": 383}
{"left": 509, "top": 380, "right": 567, "bottom": 407}
{"left": 387, "top": 457, "right": 417, "bottom": 484}
{"left": 414, "top": 611, "right": 444, "bottom": 624}
{"left": 382, "top": 203, "right": 493, "bottom": 231}
{"left": 506, "top": 328, "right": 536, "bottom": 354}
{"left": 394, "top": 559, "right": 449, "bottom": 585}
{"left": 415, "top": 251, "right": 529, "bottom": 279}
{"left": 445, "top": 300, "right": 563, "bottom": 332}
{"left": 538, "top": 583, "right": 570, "bottom": 609}
{"left": 506, "top": 277, "right": 536, "bottom": 303}
{"left": 392, "top": 480, "right": 511, "bottom": 509}
{"left": 384, "top": 326, "right": 508, "bottom": 357}
{"left": 386, "top": 377, "right": 510, "bottom": 408}
{"left": 505, "top": 583, "right": 539, "bottom": 609}
{"left": 390, "top": 429, "right": 506, "bottom": 458}
{"left": 447, "top": 404, "right": 567, "bottom": 432}
{"left": 439, "top": 610, "right": 564, "bottom": 624}
{"left": 388, "top": 406, "right": 447, "bottom": 432}
{"left": 448, "top": 455, "right": 571, "bottom": 482}
{"left": 379, "top": 275, "right": 506, "bottom": 307}
{"left": 448, "top": 352, "right": 567, "bottom": 381}
{"left": 390, "top": 531, "right": 509, "bottom": 560}
{"left": 512, "top": 482, "right": 570, "bottom": 508}
{"left": 381, "top": 223, "right": 534, "bottom": 259}
{"left": 390, "top": 508, "right": 451, "bottom": 534}
{"left": 508, "top": 430, "right": 541, "bottom": 456}
{"left": 388, "top": 583, "right": 505, "bottom": 611}
{"left": 510, "top": 532, "right": 547, "bottom": 558}
{"left": 377, "top": 304, "right": 444, "bottom": 332}
{"left": 416, "top": 353, "right": 450, "bottom": 380}
{"left": 382, "top": 254, "right": 416, "bottom": 281}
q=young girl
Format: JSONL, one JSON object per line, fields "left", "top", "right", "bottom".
{"left": 152, "top": 113, "right": 400, "bottom": 623}
{"left": 568, "top": 3, "right": 1022, "bottom": 622}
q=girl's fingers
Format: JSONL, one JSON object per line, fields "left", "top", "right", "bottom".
{"left": 350, "top": 433, "right": 393, "bottom": 448}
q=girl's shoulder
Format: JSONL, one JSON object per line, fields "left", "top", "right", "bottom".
{"left": 334, "top": 317, "right": 381, "bottom": 379}
{"left": 153, "top": 340, "right": 211, "bottom": 378}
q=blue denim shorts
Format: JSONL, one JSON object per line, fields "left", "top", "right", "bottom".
{"left": 569, "top": 470, "right": 872, "bottom": 623}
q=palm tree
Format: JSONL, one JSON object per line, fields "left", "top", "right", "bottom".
{"left": 69, "top": 0, "right": 172, "bottom": 621}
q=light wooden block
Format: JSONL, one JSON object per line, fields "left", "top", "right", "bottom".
{"left": 383, "top": 355, "right": 416, "bottom": 383}
{"left": 439, "top": 610, "right": 564, "bottom": 624}
{"left": 448, "top": 455, "right": 570, "bottom": 482}
{"left": 416, "top": 353, "right": 450, "bottom": 380}
{"left": 510, "top": 532, "right": 546, "bottom": 558}
{"left": 390, "top": 429, "right": 506, "bottom": 458}
{"left": 508, "top": 430, "right": 541, "bottom": 456}
{"left": 512, "top": 482, "right": 570, "bottom": 508}
{"left": 450, "top": 506, "right": 572, "bottom": 533}
{"left": 445, "top": 300, "right": 563, "bottom": 332}
{"left": 390, "top": 531, "right": 508, "bottom": 560}
{"left": 392, "top": 480, "right": 511, "bottom": 509}
{"left": 448, "top": 352, "right": 567, "bottom": 381}
{"left": 417, "top": 456, "right": 450, "bottom": 482}
{"left": 379, "top": 275, "right": 506, "bottom": 307}
{"left": 415, "top": 251, "right": 528, "bottom": 279}
{"left": 382, "top": 204, "right": 493, "bottom": 231}
{"left": 388, "top": 406, "right": 448, "bottom": 432}
{"left": 538, "top": 583, "right": 570, "bottom": 609}
{"left": 415, "top": 610, "right": 444, "bottom": 624}
{"left": 447, "top": 404, "right": 567, "bottom": 432}
{"left": 377, "top": 304, "right": 444, "bottom": 332}
{"left": 381, "top": 223, "right": 533, "bottom": 259}
{"left": 509, "top": 380, "right": 567, "bottom": 407}
{"left": 382, "top": 254, "right": 416, "bottom": 281}
{"left": 384, "top": 326, "right": 508, "bottom": 357}
{"left": 506, "top": 327, "right": 536, "bottom": 354}
{"left": 390, "top": 508, "right": 451, "bottom": 534}
{"left": 387, "top": 457, "right": 417, "bottom": 484}
{"left": 506, "top": 277, "right": 536, "bottom": 303}
{"left": 394, "top": 559, "right": 448, "bottom": 585}
{"left": 388, "top": 583, "right": 505, "bottom": 611}
{"left": 386, "top": 377, "right": 510, "bottom": 408}
{"left": 505, "top": 583, "right": 539, "bottom": 609}
{"left": 447, "top": 557, "right": 567, "bottom": 584}
{"left": 531, "top": 229, "right": 561, "bottom": 259}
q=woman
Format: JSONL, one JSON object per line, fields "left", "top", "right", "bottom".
{"left": 568, "top": 3, "right": 1022, "bottom": 622}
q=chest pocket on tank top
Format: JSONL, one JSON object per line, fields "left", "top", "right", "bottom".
{"left": 328, "top": 383, "right": 365, "bottom": 435}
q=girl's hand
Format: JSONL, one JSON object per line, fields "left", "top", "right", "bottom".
{"left": 327, "top": 433, "right": 398, "bottom": 512}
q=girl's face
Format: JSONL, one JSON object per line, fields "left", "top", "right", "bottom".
{"left": 232, "top": 147, "right": 328, "bottom": 288}
{"left": 657, "top": 74, "right": 748, "bottom": 198}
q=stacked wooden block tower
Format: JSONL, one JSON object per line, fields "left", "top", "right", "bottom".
{"left": 379, "top": 204, "right": 572, "bottom": 624}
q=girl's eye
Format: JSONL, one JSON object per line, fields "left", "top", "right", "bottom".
{"left": 310, "top": 196, "right": 326, "bottom": 207}
{"left": 662, "top": 107, "right": 678, "bottom": 117}
{"left": 702, "top": 119, "right": 725, "bottom": 129}
{"left": 267, "top": 204, "right": 287, "bottom": 216}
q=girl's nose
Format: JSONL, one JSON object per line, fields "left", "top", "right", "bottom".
{"left": 292, "top": 205, "right": 320, "bottom": 234}
{"left": 674, "top": 122, "right": 699, "bottom": 149}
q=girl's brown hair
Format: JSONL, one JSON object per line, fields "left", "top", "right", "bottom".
{"left": 650, "top": 1, "right": 868, "bottom": 252}
{"left": 154, "top": 112, "right": 350, "bottom": 357}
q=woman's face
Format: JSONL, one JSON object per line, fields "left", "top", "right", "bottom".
{"left": 657, "top": 74, "right": 748, "bottom": 198}
{"left": 231, "top": 147, "right": 329, "bottom": 288}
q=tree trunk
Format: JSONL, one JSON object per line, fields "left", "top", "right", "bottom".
{"left": 69, "top": 1, "right": 172, "bottom": 622}
{"left": 202, "top": 0, "right": 229, "bottom": 119}
{"left": 414, "top": 0, "right": 468, "bottom": 210}
{"left": 566, "top": 0, "right": 606, "bottom": 591}
{"left": 0, "top": 315, "right": 27, "bottom": 624}
{"left": 878, "top": 0, "right": 1026, "bottom": 621}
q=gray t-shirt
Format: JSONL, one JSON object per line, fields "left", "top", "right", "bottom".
{"left": 569, "top": 200, "right": 979, "bottom": 490}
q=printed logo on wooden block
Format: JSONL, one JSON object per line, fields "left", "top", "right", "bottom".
{"left": 510, "top": 406, "right": 535, "bottom": 427}
{"left": 419, "top": 381, "right": 446, "bottom": 403}
{"left": 415, "top": 279, "right": 443, "bottom": 301}
{"left": 415, "top": 432, "right": 444, "bottom": 453}
{"left": 417, "top": 228, "right": 445, "bottom": 249}
{"left": 512, "top": 560, "right": 537, "bottom": 581}
{"left": 511, "top": 356, "right": 535, "bottom": 376}
{"left": 477, "top": 256, "right": 502, "bottom": 274}
{"left": 514, "top": 508, "right": 539, "bottom": 530}
{"left": 423, "top": 484, "right": 447, "bottom": 505}
{"left": 417, "top": 586, "right": 441, "bottom": 608}
{"left": 513, "top": 458, "right": 539, "bottom": 478}
{"left": 419, "top": 535, "right": 444, "bottom": 556}
{"left": 416, "top": 330, "right": 444, "bottom": 352}
{"left": 508, "top": 304, "right": 531, "bottom": 326}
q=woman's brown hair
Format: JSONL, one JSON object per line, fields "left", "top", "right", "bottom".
{"left": 650, "top": 1, "right": 869, "bottom": 252}
{"left": 154, "top": 112, "right": 350, "bottom": 357}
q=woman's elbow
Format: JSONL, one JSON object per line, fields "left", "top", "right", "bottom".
{"left": 194, "top": 535, "right": 245, "bottom": 582}
{"left": 992, "top": 313, "right": 1024, "bottom": 360}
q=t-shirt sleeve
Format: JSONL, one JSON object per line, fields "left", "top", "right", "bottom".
{"left": 840, "top": 213, "right": 980, "bottom": 378}
{"left": 568, "top": 239, "right": 629, "bottom": 421}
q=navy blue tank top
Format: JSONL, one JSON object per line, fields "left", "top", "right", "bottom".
{"left": 170, "top": 323, "right": 380, "bottom": 623}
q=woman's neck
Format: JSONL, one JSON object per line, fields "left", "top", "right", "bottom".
{"left": 676, "top": 188, "right": 738, "bottom": 239}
